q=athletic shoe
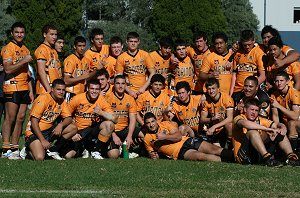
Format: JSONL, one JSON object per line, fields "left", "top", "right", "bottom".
{"left": 91, "top": 151, "right": 104, "bottom": 160}
{"left": 19, "top": 147, "right": 27, "bottom": 160}
{"left": 46, "top": 150, "right": 65, "bottom": 160}
{"left": 1, "top": 149, "right": 12, "bottom": 158}
{"left": 129, "top": 152, "right": 139, "bottom": 159}
{"left": 286, "top": 153, "right": 300, "bottom": 167}
{"left": 264, "top": 157, "right": 284, "bottom": 167}
{"left": 8, "top": 150, "right": 21, "bottom": 160}
{"left": 82, "top": 149, "right": 90, "bottom": 159}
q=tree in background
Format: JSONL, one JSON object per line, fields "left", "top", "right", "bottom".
{"left": 221, "top": 0, "right": 259, "bottom": 45}
{"left": 0, "top": 0, "right": 15, "bottom": 47}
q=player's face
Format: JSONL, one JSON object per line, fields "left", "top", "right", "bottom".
{"left": 207, "top": 84, "right": 219, "bottom": 99}
{"left": 44, "top": 29, "right": 57, "bottom": 45}
{"left": 114, "top": 78, "right": 126, "bottom": 95}
{"left": 262, "top": 32, "right": 273, "bottom": 47}
{"left": 127, "top": 38, "right": 140, "bottom": 52}
{"left": 274, "top": 76, "right": 289, "bottom": 91}
{"left": 175, "top": 46, "right": 187, "bottom": 59}
{"left": 97, "top": 75, "right": 109, "bottom": 89}
{"left": 214, "top": 38, "right": 227, "bottom": 55}
{"left": 11, "top": 27, "right": 25, "bottom": 44}
{"left": 87, "top": 84, "right": 100, "bottom": 100}
{"left": 244, "top": 80, "right": 258, "bottom": 97}
{"left": 92, "top": 35, "right": 104, "bottom": 49}
{"left": 177, "top": 88, "right": 190, "bottom": 103}
{"left": 145, "top": 117, "right": 158, "bottom": 132}
{"left": 75, "top": 42, "right": 86, "bottom": 56}
{"left": 55, "top": 39, "right": 64, "bottom": 53}
{"left": 242, "top": 39, "right": 255, "bottom": 53}
{"left": 110, "top": 42, "right": 123, "bottom": 57}
{"left": 52, "top": 84, "right": 66, "bottom": 100}
{"left": 269, "top": 44, "right": 282, "bottom": 59}
{"left": 195, "top": 37, "right": 207, "bottom": 52}
{"left": 160, "top": 46, "right": 172, "bottom": 57}
{"left": 244, "top": 105, "right": 259, "bottom": 121}
{"left": 151, "top": 81, "right": 164, "bottom": 94}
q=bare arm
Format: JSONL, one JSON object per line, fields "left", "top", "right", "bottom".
{"left": 137, "top": 68, "right": 156, "bottom": 95}
{"left": 94, "top": 105, "right": 118, "bottom": 123}
{"left": 270, "top": 98, "right": 299, "bottom": 121}
{"left": 31, "top": 117, "right": 51, "bottom": 149}
{"left": 136, "top": 111, "right": 144, "bottom": 126}
{"left": 257, "top": 70, "right": 266, "bottom": 85}
{"left": 229, "top": 72, "right": 237, "bottom": 96}
{"left": 125, "top": 113, "right": 137, "bottom": 149}
{"left": 37, "top": 60, "right": 51, "bottom": 92}
{"left": 3, "top": 54, "right": 32, "bottom": 74}
{"left": 236, "top": 119, "right": 274, "bottom": 132}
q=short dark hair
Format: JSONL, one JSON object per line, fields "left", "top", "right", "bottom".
{"left": 150, "top": 74, "right": 165, "bottom": 85}
{"left": 212, "top": 32, "right": 228, "bottom": 44}
{"left": 274, "top": 71, "right": 289, "bottom": 81}
{"left": 240, "top": 30, "right": 255, "bottom": 42}
{"left": 87, "top": 79, "right": 100, "bottom": 88}
{"left": 144, "top": 112, "right": 156, "bottom": 122}
{"left": 110, "top": 36, "right": 122, "bottom": 45}
{"left": 52, "top": 79, "right": 65, "bottom": 88}
{"left": 174, "top": 39, "right": 186, "bottom": 50}
{"left": 159, "top": 37, "right": 173, "bottom": 48}
{"left": 175, "top": 81, "right": 191, "bottom": 92}
{"left": 42, "top": 24, "right": 57, "bottom": 35}
{"left": 127, "top": 32, "right": 139, "bottom": 40}
{"left": 95, "top": 68, "right": 109, "bottom": 79}
{"left": 74, "top": 36, "right": 86, "bottom": 46}
{"left": 114, "top": 74, "right": 126, "bottom": 83}
{"left": 244, "top": 76, "right": 258, "bottom": 86}
{"left": 11, "top": 22, "right": 26, "bottom": 32}
{"left": 268, "top": 37, "right": 283, "bottom": 48}
{"left": 89, "top": 28, "right": 104, "bottom": 41}
{"left": 261, "top": 25, "right": 281, "bottom": 39}
{"left": 205, "top": 78, "right": 220, "bottom": 88}
{"left": 244, "top": 98, "right": 260, "bottom": 109}
{"left": 56, "top": 33, "right": 64, "bottom": 41}
{"left": 193, "top": 31, "right": 208, "bottom": 42}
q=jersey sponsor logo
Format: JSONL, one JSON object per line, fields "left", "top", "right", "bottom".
{"left": 156, "top": 67, "right": 168, "bottom": 75}
{"left": 114, "top": 110, "right": 129, "bottom": 118}
{"left": 175, "top": 66, "right": 194, "bottom": 77}
{"left": 236, "top": 64, "right": 257, "bottom": 72}
{"left": 125, "top": 65, "right": 147, "bottom": 75}
{"left": 183, "top": 116, "right": 200, "bottom": 127}
{"left": 41, "top": 111, "right": 61, "bottom": 122}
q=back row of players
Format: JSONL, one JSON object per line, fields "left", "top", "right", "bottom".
{"left": 1, "top": 22, "right": 300, "bottom": 166}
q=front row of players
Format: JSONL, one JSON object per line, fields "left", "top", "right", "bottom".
{"left": 24, "top": 73, "right": 300, "bottom": 166}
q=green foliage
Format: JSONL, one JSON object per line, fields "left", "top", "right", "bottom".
{"left": 0, "top": 0, "right": 15, "bottom": 47}
{"left": 151, "top": 0, "right": 228, "bottom": 45}
{"left": 11, "top": 0, "right": 84, "bottom": 53}
{"left": 222, "top": 0, "right": 259, "bottom": 45}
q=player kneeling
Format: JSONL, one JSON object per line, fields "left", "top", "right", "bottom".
{"left": 143, "top": 112, "right": 234, "bottom": 162}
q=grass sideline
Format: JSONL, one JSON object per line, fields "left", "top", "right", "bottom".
{"left": 0, "top": 158, "right": 300, "bottom": 197}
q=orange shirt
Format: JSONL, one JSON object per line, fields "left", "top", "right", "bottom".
{"left": 201, "top": 51, "right": 233, "bottom": 94}
{"left": 104, "top": 55, "right": 116, "bottom": 79}
{"left": 68, "top": 92, "right": 113, "bottom": 130}
{"left": 144, "top": 121, "right": 189, "bottom": 160}
{"left": 84, "top": 45, "right": 110, "bottom": 71}
{"left": 105, "top": 91, "right": 137, "bottom": 132}
{"left": 149, "top": 50, "right": 170, "bottom": 76}
{"left": 232, "top": 114, "right": 273, "bottom": 163}
{"left": 35, "top": 43, "right": 61, "bottom": 95}
{"left": 233, "top": 44, "right": 265, "bottom": 92}
{"left": 136, "top": 90, "right": 170, "bottom": 122}
{"left": 187, "top": 46, "right": 211, "bottom": 92}
{"left": 171, "top": 56, "right": 194, "bottom": 89}
{"left": 115, "top": 50, "right": 155, "bottom": 92}
{"left": 172, "top": 95, "right": 202, "bottom": 132}
{"left": 63, "top": 53, "right": 89, "bottom": 94}
{"left": 25, "top": 93, "right": 71, "bottom": 137}
{"left": 1, "top": 41, "right": 30, "bottom": 93}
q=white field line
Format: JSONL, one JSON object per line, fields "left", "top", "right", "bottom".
{"left": 0, "top": 189, "right": 109, "bottom": 195}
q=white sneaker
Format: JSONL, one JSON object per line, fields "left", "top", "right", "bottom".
{"left": 91, "top": 151, "right": 104, "bottom": 160}
{"left": 20, "top": 147, "right": 27, "bottom": 160}
{"left": 8, "top": 150, "right": 22, "bottom": 160}
{"left": 1, "top": 149, "right": 12, "bottom": 158}
{"left": 46, "top": 150, "right": 65, "bottom": 160}
{"left": 129, "top": 152, "right": 139, "bottom": 159}
{"left": 82, "top": 149, "right": 90, "bottom": 159}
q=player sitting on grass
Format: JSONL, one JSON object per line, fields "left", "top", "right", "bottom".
{"left": 143, "top": 112, "right": 234, "bottom": 162}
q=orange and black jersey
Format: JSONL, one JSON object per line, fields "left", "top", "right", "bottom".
{"left": 1, "top": 41, "right": 30, "bottom": 93}
{"left": 68, "top": 92, "right": 113, "bottom": 130}
{"left": 64, "top": 53, "right": 89, "bottom": 95}
{"left": 35, "top": 43, "right": 61, "bottom": 94}
{"left": 84, "top": 45, "right": 110, "bottom": 71}
{"left": 25, "top": 93, "right": 71, "bottom": 137}
{"left": 144, "top": 121, "right": 189, "bottom": 160}
{"left": 170, "top": 56, "right": 194, "bottom": 89}
{"left": 104, "top": 55, "right": 116, "bottom": 79}
{"left": 149, "top": 50, "right": 170, "bottom": 76}
{"left": 105, "top": 91, "right": 137, "bottom": 132}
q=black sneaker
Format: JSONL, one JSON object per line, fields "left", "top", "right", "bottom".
{"left": 286, "top": 153, "right": 300, "bottom": 167}
{"left": 264, "top": 157, "right": 284, "bottom": 167}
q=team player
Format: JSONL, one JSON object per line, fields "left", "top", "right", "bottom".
{"left": 200, "top": 78, "right": 234, "bottom": 147}
{"left": 230, "top": 30, "right": 265, "bottom": 99}
{"left": 115, "top": 32, "right": 156, "bottom": 98}
{"left": 270, "top": 71, "right": 300, "bottom": 152}
{"left": 54, "top": 33, "right": 64, "bottom": 77}
{"left": 105, "top": 75, "right": 144, "bottom": 158}
{"left": 64, "top": 36, "right": 91, "bottom": 101}
{"left": 96, "top": 68, "right": 113, "bottom": 96}
{"left": 143, "top": 112, "right": 234, "bottom": 162}
{"left": 25, "top": 79, "right": 77, "bottom": 160}
{"left": 187, "top": 31, "right": 211, "bottom": 93}
{"left": 84, "top": 28, "right": 110, "bottom": 72}
{"left": 35, "top": 24, "right": 61, "bottom": 95}
{"left": 1, "top": 22, "right": 34, "bottom": 159}
{"left": 232, "top": 98, "right": 300, "bottom": 166}
{"left": 136, "top": 74, "right": 170, "bottom": 125}
{"left": 67, "top": 79, "right": 117, "bottom": 159}
{"left": 199, "top": 32, "right": 233, "bottom": 94}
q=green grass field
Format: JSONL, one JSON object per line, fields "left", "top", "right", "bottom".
{"left": 0, "top": 158, "right": 300, "bottom": 197}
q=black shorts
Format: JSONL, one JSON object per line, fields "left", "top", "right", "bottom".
{"left": 178, "top": 137, "right": 204, "bottom": 160}
{"left": 236, "top": 136, "right": 260, "bottom": 165}
{"left": 25, "top": 125, "right": 57, "bottom": 147}
{"left": 4, "top": 90, "right": 31, "bottom": 104}
{"left": 108, "top": 127, "right": 141, "bottom": 150}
